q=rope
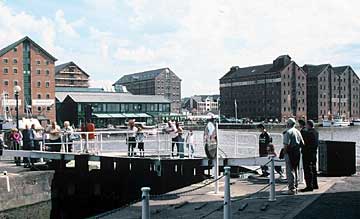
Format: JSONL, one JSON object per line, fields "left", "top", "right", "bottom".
{"left": 218, "top": 147, "right": 228, "bottom": 158}
{"left": 150, "top": 175, "right": 226, "bottom": 200}
{"left": 94, "top": 196, "right": 143, "bottom": 219}
{"left": 199, "top": 162, "right": 272, "bottom": 219}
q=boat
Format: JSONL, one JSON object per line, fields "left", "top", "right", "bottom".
{"left": 322, "top": 119, "right": 332, "bottom": 127}
{"left": 322, "top": 117, "right": 350, "bottom": 127}
{"left": 351, "top": 119, "right": 360, "bottom": 126}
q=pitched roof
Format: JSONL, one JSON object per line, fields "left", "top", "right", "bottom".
{"left": 302, "top": 64, "right": 329, "bottom": 77}
{"left": 333, "top": 66, "right": 349, "bottom": 75}
{"left": 55, "top": 87, "right": 104, "bottom": 92}
{"left": 0, "top": 36, "right": 57, "bottom": 61}
{"left": 220, "top": 64, "right": 273, "bottom": 80}
{"left": 55, "top": 61, "right": 90, "bottom": 77}
{"left": 220, "top": 55, "right": 294, "bottom": 80}
{"left": 113, "top": 68, "right": 175, "bottom": 85}
{"left": 57, "top": 92, "right": 171, "bottom": 103}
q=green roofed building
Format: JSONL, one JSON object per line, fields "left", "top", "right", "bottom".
{"left": 55, "top": 91, "right": 171, "bottom": 128}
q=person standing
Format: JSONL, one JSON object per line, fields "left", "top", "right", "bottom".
{"left": 300, "top": 120, "right": 319, "bottom": 192}
{"left": 31, "top": 124, "right": 42, "bottom": 164}
{"left": 127, "top": 119, "right": 138, "bottom": 157}
{"left": 257, "top": 124, "right": 272, "bottom": 177}
{"left": 85, "top": 119, "right": 96, "bottom": 153}
{"left": 46, "top": 121, "right": 62, "bottom": 152}
{"left": 176, "top": 121, "right": 184, "bottom": 158}
{"left": 136, "top": 125, "right": 145, "bottom": 157}
{"left": 166, "top": 120, "right": 178, "bottom": 157}
{"left": 185, "top": 130, "right": 195, "bottom": 158}
{"left": 62, "top": 121, "right": 74, "bottom": 152}
{"left": 9, "top": 128, "right": 22, "bottom": 166}
{"left": 204, "top": 117, "right": 217, "bottom": 159}
{"left": 283, "top": 118, "right": 304, "bottom": 195}
{"left": 22, "top": 124, "right": 35, "bottom": 168}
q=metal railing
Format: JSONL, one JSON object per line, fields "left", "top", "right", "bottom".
{"left": 26, "top": 129, "right": 287, "bottom": 160}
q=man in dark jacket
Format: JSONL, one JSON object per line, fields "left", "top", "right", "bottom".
{"left": 22, "top": 124, "right": 35, "bottom": 168}
{"left": 300, "top": 120, "right": 319, "bottom": 192}
{"left": 257, "top": 124, "right": 272, "bottom": 177}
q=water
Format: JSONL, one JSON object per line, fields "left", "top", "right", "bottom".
{"left": 72, "top": 126, "right": 360, "bottom": 162}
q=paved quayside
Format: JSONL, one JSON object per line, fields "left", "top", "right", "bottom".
{"left": 98, "top": 170, "right": 360, "bottom": 219}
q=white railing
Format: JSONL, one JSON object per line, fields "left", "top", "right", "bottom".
{"left": 6, "top": 129, "right": 285, "bottom": 159}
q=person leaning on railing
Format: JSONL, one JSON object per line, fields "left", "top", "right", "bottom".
{"left": 62, "top": 121, "right": 74, "bottom": 152}
{"left": 46, "top": 121, "right": 62, "bottom": 152}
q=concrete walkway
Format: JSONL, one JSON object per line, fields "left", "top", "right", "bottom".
{"left": 98, "top": 172, "right": 352, "bottom": 219}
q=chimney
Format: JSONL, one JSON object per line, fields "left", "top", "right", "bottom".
{"left": 273, "top": 55, "right": 291, "bottom": 69}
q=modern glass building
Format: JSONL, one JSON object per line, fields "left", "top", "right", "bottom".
{"left": 56, "top": 91, "right": 171, "bottom": 127}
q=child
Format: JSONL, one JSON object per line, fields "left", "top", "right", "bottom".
{"left": 136, "top": 125, "right": 145, "bottom": 157}
{"left": 267, "top": 143, "right": 284, "bottom": 177}
{"left": 185, "top": 130, "right": 195, "bottom": 158}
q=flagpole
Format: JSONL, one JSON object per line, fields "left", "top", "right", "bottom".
{"left": 235, "top": 99, "right": 238, "bottom": 123}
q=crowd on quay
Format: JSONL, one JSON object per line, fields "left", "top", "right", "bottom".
{"left": 0, "top": 120, "right": 79, "bottom": 168}
{"left": 257, "top": 118, "right": 319, "bottom": 195}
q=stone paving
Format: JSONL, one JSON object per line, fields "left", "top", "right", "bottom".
{"left": 100, "top": 173, "right": 344, "bottom": 219}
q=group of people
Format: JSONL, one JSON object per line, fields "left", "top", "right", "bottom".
{"left": 0, "top": 120, "right": 76, "bottom": 168}
{"left": 258, "top": 118, "right": 319, "bottom": 195}
{"left": 165, "top": 120, "right": 195, "bottom": 158}
{"left": 126, "top": 119, "right": 146, "bottom": 157}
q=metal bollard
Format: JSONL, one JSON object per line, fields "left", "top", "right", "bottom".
{"left": 269, "top": 156, "right": 276, "bottom": 202}
{"left": 299, "top": 153, "right": 304, "bottom": 184}
{"left": 141, "top": 187, "right": 151, "bottom": 219}
{"left": 2, "top": 171, "right": 10, "bottom": 192}
{"left": 224, "top": 166, "right": 231, "bottom": 219}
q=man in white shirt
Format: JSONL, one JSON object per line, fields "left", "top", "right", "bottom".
{"left": 127, "top": 119, "right": 138, "bottom": 157}
{"left": 166, "top": 120, "right": 178, "bottom": 157}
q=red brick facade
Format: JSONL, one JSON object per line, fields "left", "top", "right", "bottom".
{"left": 0, "top": 37, "right": 56, "bottom": 125}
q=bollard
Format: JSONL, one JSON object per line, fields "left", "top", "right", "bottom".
{"left": 269, "top": 156, "right": 276, "bottom": 202}
{"left": 39, "top": 142, "right": 44, "bottom": 163}
{"left": 141, "top": 187, "right": 151, "bottom": 219}
{"left": 224, "top": 166, "right": 231, "bottom": 219}
{"left": 299, "top": 153, "right": 304, "bottom": 184}
{"left": 2, "top": 171, "right": 10, "bottom": 192}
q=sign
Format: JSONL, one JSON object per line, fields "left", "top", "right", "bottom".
{"left": 1, "top": 99, "right": 21, "bottom": 106}
{"left": 32, "top": 99, "right": 54, "bottom": 106}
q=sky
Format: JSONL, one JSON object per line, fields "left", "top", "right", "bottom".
{"left": 1, "top": 0, "right": 360, "bottom": 97}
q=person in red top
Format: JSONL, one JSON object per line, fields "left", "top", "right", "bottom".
{"left": 86, "top": 119, "right": 95, "bottom": 140}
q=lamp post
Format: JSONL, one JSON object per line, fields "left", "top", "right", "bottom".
{"left": 14, "top": 85, "right": 21, "bottom": 130}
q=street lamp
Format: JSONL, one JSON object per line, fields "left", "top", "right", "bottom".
{"left": 14, "top": 85, "right": 21, "bottom": 130}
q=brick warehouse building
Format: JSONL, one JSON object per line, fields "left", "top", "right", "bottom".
{"left": 220, "top": 55, "right": 307, "bottom": 122}
{"left": 0, "top": 36, "right": 57, "bottom": 124}
{"left": 333, "top": 66, "right": 360, "bottom": 120}
{"left": 302, "top": 64, "right": 334, "bottom": 121}
{"left": 113, "top": 68, "right": 181, "bottom": 113}
{"left": 302, "top": 64, "right": 360, "bottom": 121}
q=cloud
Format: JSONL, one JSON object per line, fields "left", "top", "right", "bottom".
{"left": 3, "top": 0, "right": 360, "bottom": 97}
{"left": 117, "top": 0, "right": 360, "bottom": 95}
{"left": 55, "top": 9, "right": 85, "bottom": 38}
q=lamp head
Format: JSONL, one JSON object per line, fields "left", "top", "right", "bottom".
{"left": 14, "top": 85, "right": 21, "bottom": 93}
